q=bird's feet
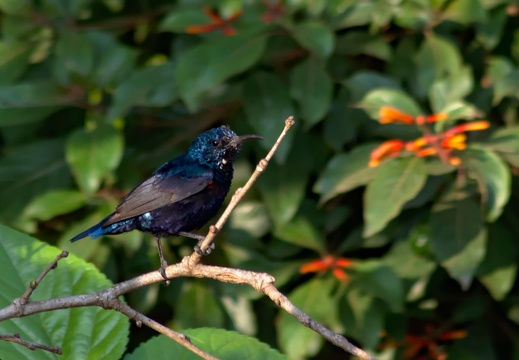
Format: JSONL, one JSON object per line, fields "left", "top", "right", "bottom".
{"left": 194, "top": 240, "right": 216, "bottom": 256}
{"left": 155, "top": 237, "right": 170, "bottom": 286}
{"left": 159, "top": 265, "right": 170, "bottom": 286}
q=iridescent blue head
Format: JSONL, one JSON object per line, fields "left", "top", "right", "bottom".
{"left": 187, "top": 126, "right": 262, "bottom": 171}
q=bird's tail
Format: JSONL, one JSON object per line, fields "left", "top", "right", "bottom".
{"left": 70, "top": 214, "right": 114, "bottom": 242}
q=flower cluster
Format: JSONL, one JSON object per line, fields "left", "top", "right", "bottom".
{"left": 369, "top": 106, "right": 490, "bottom": 167}
{"left": 380, "top": 324, "right": 467, "bottom": 360}
{"left": 299, "top": 255, "right": 354, "bottom": 283}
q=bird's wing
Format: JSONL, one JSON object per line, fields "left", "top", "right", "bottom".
{"left": 104, "top": 166, "right": 214, "bottom": 226}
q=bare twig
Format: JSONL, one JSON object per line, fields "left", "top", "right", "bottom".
{"left": 188, "top": 117, "right": 295, "bottom": 266}
{"left": 0, "top": 334, "right": 62, "bottom": 355}
{"left": 20, "top": 251, "right": 69, "bottom": 305}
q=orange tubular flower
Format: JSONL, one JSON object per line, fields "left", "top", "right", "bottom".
{"left": 416, "top": 147, "right": 438, "bottom": 157}
{"left": 300, "top": 255, "right": 354, "bottom": 283}
{"left": 444, "top": 120, "right": 490, "bottom": 137}
{"left": 186, "top": 7, "right": 243, "bottom": 35}
{"left": 369, "top": 140, "right": 405, "bottom": 167}
{"left": 441, "top": 134, "right": 467, "bottom": 150}
{"left": 379, "top": 106, "right": 415, "bottom": 124}
{"left": 405, "top": 137, "right": 430, "bottom": 151}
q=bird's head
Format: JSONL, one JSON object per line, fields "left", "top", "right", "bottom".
{"left": 187, "top": 126, "right": 262, "bottom": 170}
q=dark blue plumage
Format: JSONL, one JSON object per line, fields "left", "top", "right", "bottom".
{"left": 70, "top": 126, "right": 261, "bottom": 280}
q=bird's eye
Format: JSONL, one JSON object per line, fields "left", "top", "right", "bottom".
{"left": 212, "top": 140, "right": 220, "bottom": 147}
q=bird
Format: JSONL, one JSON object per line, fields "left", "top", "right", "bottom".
{"left": 70, "top": 126, "right": 261, "bottom": 281}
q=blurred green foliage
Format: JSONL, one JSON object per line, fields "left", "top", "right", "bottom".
{"left": 1, "top": 0, "right": 519, "bottom": 359}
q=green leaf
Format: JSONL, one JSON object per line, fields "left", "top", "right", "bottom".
{"left": 351, "top": 260, "right": 404, "bottom": 311}
{"left": 465, "top": 147, "right": 511, "bottom": 222}
{"left": 23, "top": 190, "right": 86, "bottom": 221}
{"left": 415, "top": 33, "right": 463, "bottom": 95}
{"left": 159, "top": 9, "right": 210, "bottom": 32}
{"left": 243, "top": 71, "right": 295, "bottom": 163}
{"left": 278, "top": 278, "right": 335, "bottom": 359}
{"left": 229, "top": 201, "right": 271, "bottom": 238}
{"left": 107, "top": 62, "right": 177, "bottom": 120}
{"left": 0, "top": 0, "right": 32, "bottom": 15}
{"left": 429, "top": 185, "right": 487, "bottom": 289}
{"left": 477, "top": 223, "right": 519, "bottom": 300}
{"left": 274, "top": 216, "right": 326, "bottom": 254}
{"left": 290, "top": 21, "right": 335, "bottom": 58}
{"left": 125, "top": 328, "right": 287, "bottom": 360}
{"left": 0, "top": 107, "right": 60, "bottom": 127}
{"left": 429, "top": 66, "right": 474, "bottom": 113}
{"left": 484, "top": 126, "right": 519, "bottom": 167}
{"left": 85, "top": 32, "right": 137, "bottom": 88}
{"left": 66, "top": 124, "right": 124, "bottom": 195}
{"left": 364, "top": 157, "right": 428, "bottom": 237}
{"left": 335, "top": 31, "right": 392, "bottom": 61}
{"left": 345, "top": 289, "right": 387, "bottom": 349}
{"left": 383, "top": 240, "right": 436, "bottom": 280}
{"left": 176, "top": 31, "right": 267, "bottom": 103}
{"left": 257, "top": 143, "right": 308, "bottom": 225}
{"left": 344, "top": 71, "right": 402, "bottom": 102}
{"left": 360, "top": 88, "right": 422, "bottom": 120}
{"left": 314, "top": 143, "right": 380, "bottom": 203}
{"left": 476, "top": 6, "right": 507, "bottom": 50}
{"left": 175, "top": 281, "right": 224, "bottom": 329}
{"left": 0, "top": 139, "right": 72, "bottom": 223}
{"left": 0, "top": 80, "right": 67, "bottom": 106}
{"left": 290, "top": 57, "right": 333, "bottom": 127}
{"left": 493, "top": 68, "right": 519, "bottom": 104}
{"left": 0, "top": 41, "right": 31, "bottom": 84}
{"left": 55, "top": 31, "right": 94, "bottom": 77}
{"left": 436, "top": 100, "right": 483, "bottom": 122}
{"left": 442, "top": 0, "right": 486, "bottom": 25}
{"left": 0, "top": 224, "right": 129, "bottom": 360}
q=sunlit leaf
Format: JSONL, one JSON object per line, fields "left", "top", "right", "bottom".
{"left": 314, "top": 143, "right": 380, "bottom": 203}
{"left": 278, "top": 278, "right": 335, "bottom": 359}
{"left": 0, "top": 224, "right": 129, "bottom": 360}
{"left": 126, "top": 328, "right": 287, "bottom": 360}
{"left": 66, "top": 124, "right": 124, "bottom": 195}
{"left": 360, "top": 88, "right": 422, "bottom": 120}
{"left": 364, "top": 157, "right": 428, "bottom": 237}
{"left": 465, "top": 147, "right": 511, "bottom": 222}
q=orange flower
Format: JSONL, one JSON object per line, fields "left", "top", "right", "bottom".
{"left": 416, "top": 147, "right": 438, "bottom": 157}
{"left": 300, "top": 255, "right": 354, "bottom": 283}
{"left": 415, "top": 113, "right": 448, "bottom": 125}
{"left": 369, "top": 140, "right": 405, "bottom": 167}
{"left": 186, "top": 7, "right": 243, "bottom": 35}
{"left": 379, "top": 106, "right": 414, "bottom": 124}
{"left": 444, "top": 121, "right": 490, "bottom": 137}
{"left": 441, "top": 134, "right": 467, "bottom": 150}
{"left": 381, "top": 325, "right": 467, "bottom": 360}
{"left": 405, "top": 137, "right": 430, "bottom": 151}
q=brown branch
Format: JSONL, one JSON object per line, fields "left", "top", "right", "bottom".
{"left": 110, "top": 299, "right": 219, "bottom": 360}
{"left": 20, "top": 251, "right": 69, "bottom": 305}
{"left": 0, "top": 118, "right": 376, "bottom": 360}
{"left": 0, "top": 334, "right": 62, "bottom": 355}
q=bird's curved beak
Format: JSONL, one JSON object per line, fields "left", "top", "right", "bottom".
{"left": 232, "top": 134, "right": 263, "bottom": 147}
